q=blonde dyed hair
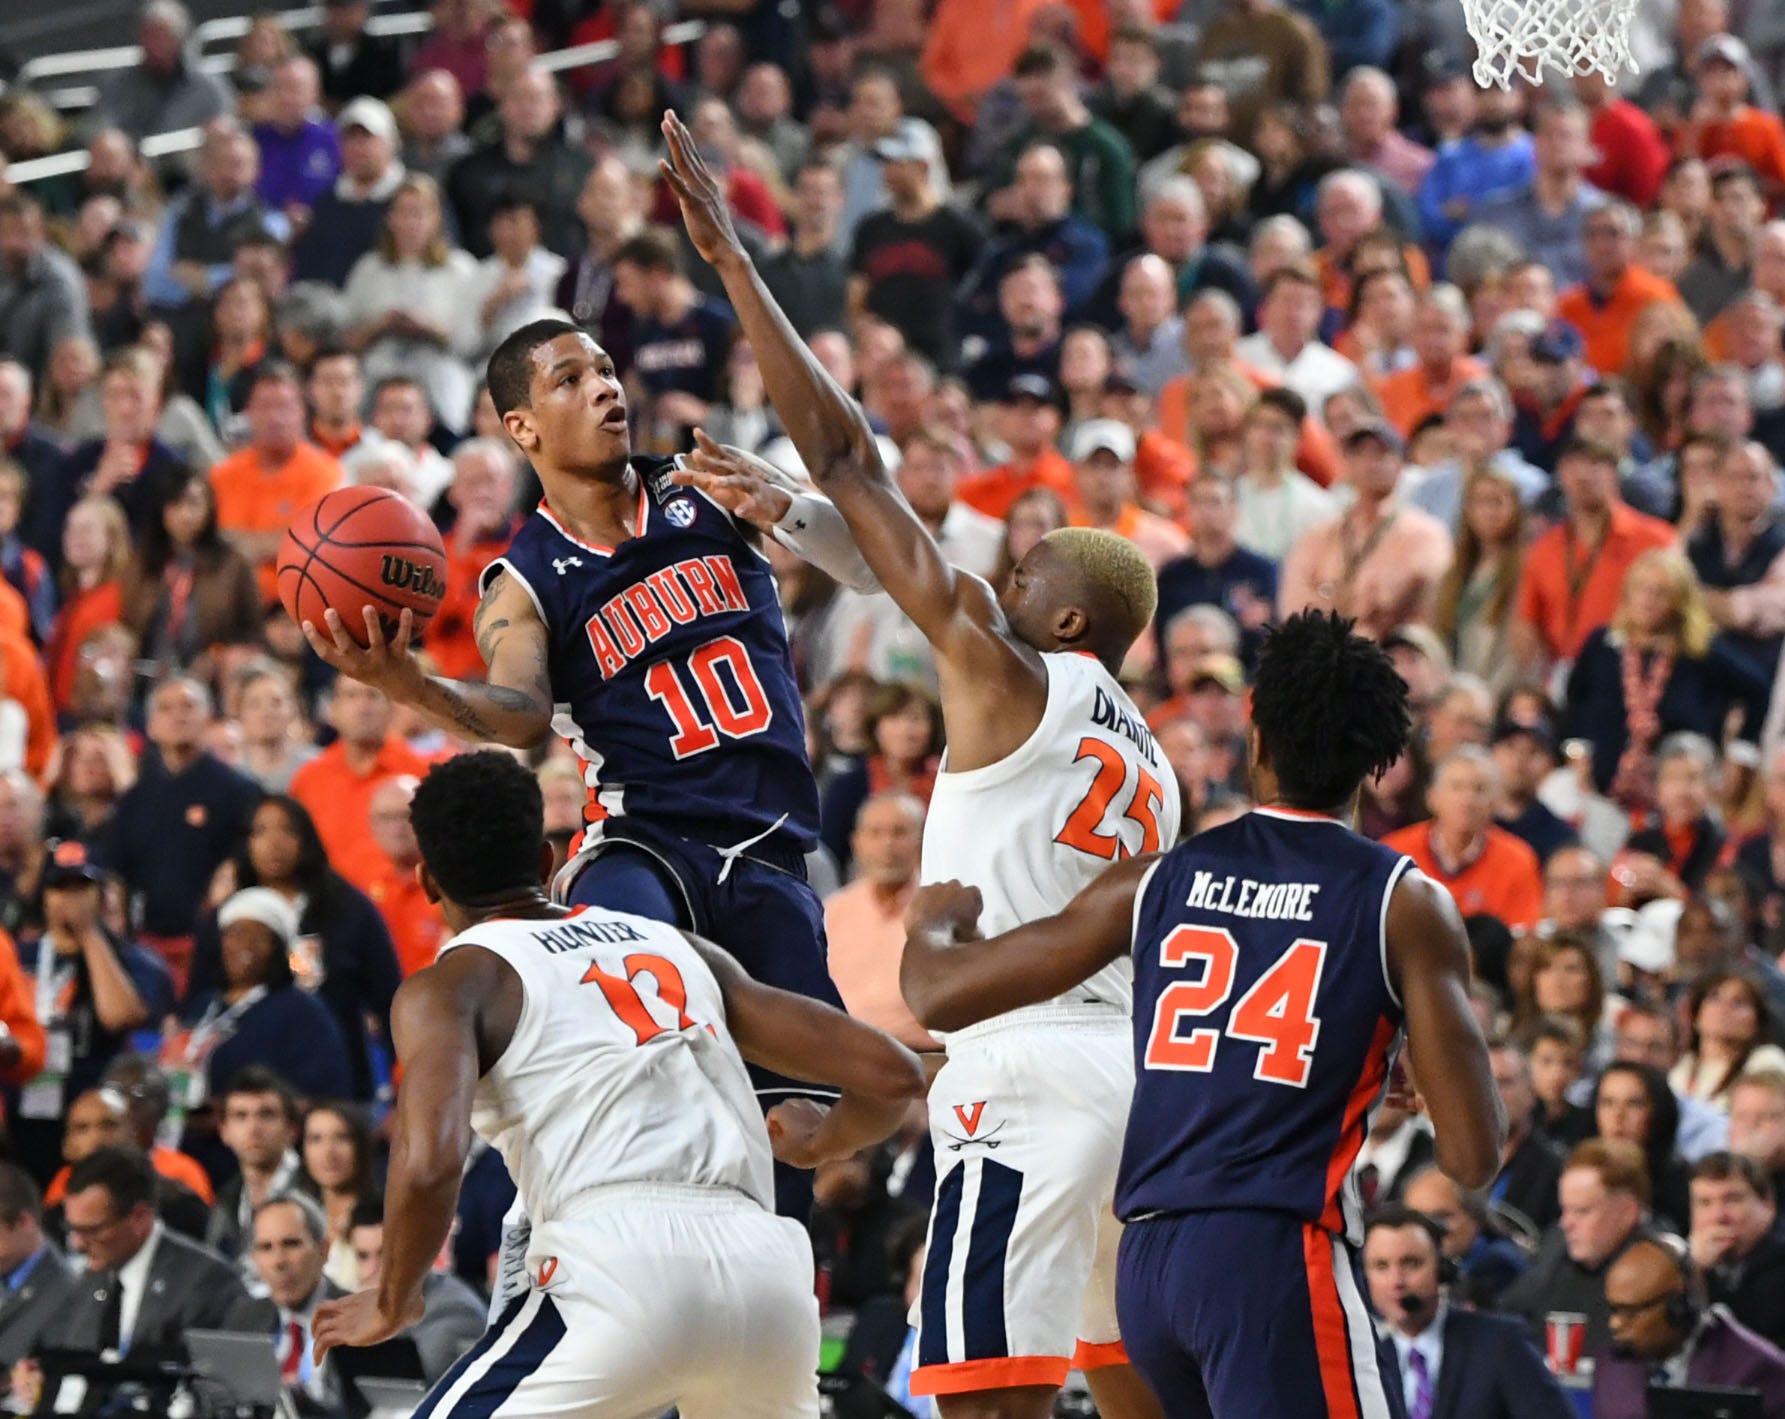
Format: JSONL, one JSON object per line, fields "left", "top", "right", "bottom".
{"left": 1613, "top": 547, "right": 1714, "bottom": 658}
{"left": 1041, "top": 527, "right": 1159, "bottom": 649}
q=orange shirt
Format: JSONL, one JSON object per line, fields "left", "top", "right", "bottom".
{"left": 0, "top": 629, "right": 55, "bottom": 779}
{"left": 823, "top": 879, "right": 939, "bottom": 1053}
{"left": 46, "top": 581, "right": 123, "bottom": 713}
{"left": 0, "top": 927, "right": 45, "bottom": 1085}
{"left": 1315, "top": 244, "right": 1432, "bottom": 318}
{"left": 1381, "top": 821, "right": 1545, "bottom": 927}
{"left": 45, "top": 1145, "right": 215, "bottom": 1207}
{"left": 1556, "top": 268, "right": 1683, "bottom": 378}
{"left": 0, "top": 579, "right": 28, "bottom": 644}
{"left": 366, "top": 862, "right": 448, "bottom": 977}
{"left": 423, "top": 531, "right": 514, "bottom": 682}
{"left": 957, "top": 449, "right": 1081, "bottom": 521}
{"left": 1135, "top": 430, "right": 1194, "bottom": 519}
{"left": 1376, "top": 357, "right": 1489, "bottom": 438}
{"left": 1515, "top": 502, "right": 1677, "bottom": 662}
{"left": 1157, "top": 371, "right": 1342, "bottom": 488}
{"left": 1076, "top": 503, "right": 1190, "bottom": 570}
{"left": 209, "top": 442, "right": 345, "bottom": 602}
{"left": 1683, "top": 107, "right": 1785, "bottom": 194}
{"left": 920, "top": 0, "right": 1053, "bottom": 118}
{"left": 289, "top": 737, "right": 431, "bottom": 895}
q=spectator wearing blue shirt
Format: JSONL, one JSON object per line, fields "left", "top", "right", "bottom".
{"left": 1156, "top": 473, "right": 1279, "bottom": 667}
{"left": 1475, "top": 102, "right": 1607, "bottom": 290}
{"left": 251, "top": 57, "right": 341, "bottom": 225}
{"left": 609, "top": 228, "right": 737, "bottom": 451}
{"left": 1418, "top": 86, "right": 1536, "bottom": 260}
{"left": 959, "top": 143, "right": 1110, "bottom": 330}
{"left": 142, "top": 128, "right": 288, "bottom": 312}
{"left": 963, "top": 256, "right": 1065, "bottom": 402}
{"left": 1290, "top": 0, "right": 1400, "bottom": 77}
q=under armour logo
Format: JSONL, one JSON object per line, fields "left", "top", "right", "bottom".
{"left": 552, "top": 557, "right": 583, "bottom": 575}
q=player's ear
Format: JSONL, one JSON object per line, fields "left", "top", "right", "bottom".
{"left": 503, "top": 407, "right": 539, "bottom": 453}
{"left": 417, "top": 862, "right": 441, "bottom": 905}
{"left": 1053, "top": 604, "right": 1088, "bottom": 645}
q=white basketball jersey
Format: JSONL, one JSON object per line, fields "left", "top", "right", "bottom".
{"left": 920, "top": 652, "right": 1183, "bottom": 1033}
{"left": 439, "top": 909, "right": 774, "bottom": 1221}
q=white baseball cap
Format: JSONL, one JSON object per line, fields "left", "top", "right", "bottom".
{"left": 1069, "top": 418, "right": 1137, "bottom": 464}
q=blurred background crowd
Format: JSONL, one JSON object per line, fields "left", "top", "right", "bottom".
{"left": 6, "top": 0, "right": 1785, "bottom": 1413}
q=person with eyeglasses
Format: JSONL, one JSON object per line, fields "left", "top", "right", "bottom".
{"left": 1593, "top": 1234, "right": 1785, "bottom": 1418}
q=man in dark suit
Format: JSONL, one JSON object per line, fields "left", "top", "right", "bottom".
{"left": 239, "top": 1194, "right": 346, "bottom": 1412}
{"left": 1596, "top": 1235, "right": 1785, "bottom": 1419}
{"left": 43, "top": 1147, "right": 256, "bottom": 1355}
{"left": 207, "top": 1067, "right": 304, "bottom": 1265}
{"left": 0, "top": 1164, "right": 77, "bottom": 1368}
{"left": 1366, "top": 1205, "right": 1575, "bottom": 1419}
{"left": 1691, "top": 1151, "right": 1785, "bottom": 1347}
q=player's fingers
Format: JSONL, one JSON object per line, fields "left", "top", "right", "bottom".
{"left": 323, "top": 608, "right": 361, "bottom": 656}
{"left": 657, "top": 159, "right": 690, "bottom": 202}
{"left": 362, "top": 604, "right": 388, "bottom": 654}
{"left": 395, "top": 607, "right": 415, "bottom": 650}
{"left": 300, "top": 619, "right": 334, "bottom": 659}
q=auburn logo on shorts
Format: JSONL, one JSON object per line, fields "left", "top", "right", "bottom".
{"left": 378, "top": 555, "right": 445, "bottom": 599}
{"left": 537, "top": 1257, "right": 558, "bottom": 1288}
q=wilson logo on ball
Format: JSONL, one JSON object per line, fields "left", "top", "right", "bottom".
{"left": 379, "top": 556, "right": 445, "bottom": 599}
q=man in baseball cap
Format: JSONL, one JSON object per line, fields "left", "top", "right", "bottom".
{"left": 1489, "top": 715, "right": 1578, "bottom": 863}
{"left": 957, "top": 374, "right": 1079, "bottom": 518}
{"left": 1068, "top": 419, "right": 1187, "bottom": 568}
{"left": 291, "top": 94, "right": 405, "bottom": 286}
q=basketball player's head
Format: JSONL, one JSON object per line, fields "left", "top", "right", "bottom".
{"left": 487, "top": 319, "right": 631, "bottom": 479}
{"left": 1249, "top": 610, "right": 1412, "bottom": 814}
{"left": 411, "top": 750, "right": 552, "bottom": 923}
{"left": 1000, "top": 527, "right": 1157, "bottom": 672}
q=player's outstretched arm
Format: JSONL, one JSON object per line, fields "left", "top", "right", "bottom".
{"left": 315, "top": 947, "right": 519, "bottom": 1358}
{"left": 300, "top": 569, "right": 554, "bottom": 748}
{"left": 1385, "top": 872, "right": 1506, "bottom": 1190}
{"left": 658, "top": 111, "right": 998, "bottom": 660}
{"left": 687, "top": 934, "right": 926, "bottom": 1168}
{"left": 901, "top": 863, "right": 1150, "bottom": 1032}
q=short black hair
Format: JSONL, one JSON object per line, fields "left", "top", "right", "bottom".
{"left": 223, "top": 1065, "right": 300, "bottom": 1126}
{"left": 612, "top": 227, "right": 683, "bottom": 277}
{"left": 348, "top": 1199, "right": 384, "bottom": 1231}
{"left": 1554, "top": 435, "right": 1622, "bottom": 473}
{"left": 1251, "top": 611, "right": 1411, "bottom": 810}
{"left": 411, "top": 750, "right": 546, "bottom": 901}
{"left": 1693, "top": 1149, "right": 1775, "bottom": 1202}
{"left": 246, "top": 360, "right": 303, "bottom": 400}
{"left": 0, "top": 1163, "right": 42, "bottom": 1227}
{"left": 1363, "top": 1202, "right": 1446, "bottom": 1253}
{"left": 487, "top": 318, "right": 581, "bottom": 416}
{"left": 1252, "top": 386, "right": 1307, "bottom": 425}
{"left": 1014, "top": 42, "right": 1072, "bottom": 79}
{"left": 489, "top": 188, "right": 539, "bottom": 220}
{"left": 67, "top": 1146, "right": 156, "bottom": 1215}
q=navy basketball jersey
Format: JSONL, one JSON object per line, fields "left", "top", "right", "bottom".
{"left": 1118, "top": 808, "right": 1413, "bottom": 1241}
{"left": 486, "top": 456, "right": 820, "bottom": 850}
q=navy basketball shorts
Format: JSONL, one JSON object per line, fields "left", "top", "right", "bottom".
{"left": 1116, "top": 1210, "right": 1404, "bottom": 1419}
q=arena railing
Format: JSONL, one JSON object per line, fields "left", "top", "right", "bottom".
{"left": 3, "top": 17, "right": 705, "bottom": 188}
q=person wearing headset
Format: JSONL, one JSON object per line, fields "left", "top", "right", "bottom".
{"left": 1365, "top": 1204, "right": 1575, "bottom": 1419}
{"left": 1595, "top": 1234, "right": 1785, "bottom": 1418}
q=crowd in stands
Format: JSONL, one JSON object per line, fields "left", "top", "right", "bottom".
{"left": 9, "top": 0, "right": 1785, "bottom": 1412}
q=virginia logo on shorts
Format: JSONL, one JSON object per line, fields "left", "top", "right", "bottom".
{"left": 537, "top": 1257, "right": 558, "bottom": 1287}
{"left": 940, "top": 1100, "right": 1005, "bottom": 1152}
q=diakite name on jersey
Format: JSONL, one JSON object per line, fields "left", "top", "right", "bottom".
{"left": 532, "top": 918, "right": 651, "bottom": 954}
{"left": 1091, "top": 686, "right": 1161, "bottom": 767}
{"left": 584, "top": 555, "right": 750, "bottom": 680}
{"left": 1185, "top": 871, "right": 1321, "bottom": 922}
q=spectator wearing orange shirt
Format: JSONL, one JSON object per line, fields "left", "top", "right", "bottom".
{"left": 1377, "top": 284, "right": 1488, "bottom": 437}
{"left": 920, "top": 0, "right": 1054, "bottom": 122}
{"left": 1677, "top": 37, "right": 1785, "bottom": 206}
{"left": 288, "top": 678, "right": 430, "bottom": 896}
{"left": 362, "top": 775, "right": 444, "bottom": 977}
{"left": 45, "top": 498, "right": 131, "bottom": 716}
{"left": 423, "top": 440, "right": 522, "bottom": 683}
{"left": 0, "top": 627, "right": 56, "bottom": 780}
{"left": 1384, "top": 745, "right": 1546, "bottom": 928}
{"left": 1512, "top": 438, "right": 1677, "bottom": 671}
{"left": 305, "top": 349, "right": 377, "bottom": 463}
{"left": 1311, "top": 171, "right": 1431, "bottom": 321}
{"left": 1557, "top": 200, "right": 1685, "bottom": 378}
{"left": 209, "top": 364, "right": 345, "bottom": 604}
{"left": 1068, "top": 420, "right": 1188, "bottom": 570}
{"left": 822, "top": 791, "right": 938, "bottom": 1054}
{"left": 0, "top": 922, "right": 45, "bottom": 1087}
{"left": 956, "top": 374, "right": 1080, "bottom": 519}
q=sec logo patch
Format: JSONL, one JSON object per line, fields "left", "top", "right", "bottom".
{"left": 665, "top": 498, "right": 697, "bottom": 528}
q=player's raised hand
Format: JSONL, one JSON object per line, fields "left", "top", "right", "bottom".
{"left": 672, "top": 429, "right": 794, "bottom": 529}
{"left": 312, "top": 1287, "right": 422, "bottom": 1361}
{"left": 301, "top": 606, "right": 427, "bottom": 701}
{"left": 906, "top": 881, "right": 985, "bottom": 946}
{"left": 659, "top": 111, "right": 744, "bottom": 265}
{"left": 765, "top": 1097, "right": 833, "bottom": 1168}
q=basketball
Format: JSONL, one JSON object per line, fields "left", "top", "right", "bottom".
{"left": 276, "top": 487, "right": 448, "bottom": 643}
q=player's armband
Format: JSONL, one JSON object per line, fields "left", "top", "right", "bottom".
{"left": 772, "top": 492, "right": 882, "bottom": 594}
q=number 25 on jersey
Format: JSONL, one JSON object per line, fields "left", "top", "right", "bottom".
{"left": 1144, "top": 925, "right": 1327, "bottom": 1088}
{"left": 1055, "top": 736, "right": 1165, "bottom": 860}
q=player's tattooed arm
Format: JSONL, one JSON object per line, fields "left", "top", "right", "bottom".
{"left": 902, "top": 861, "right": 1153, "bottom": 1032}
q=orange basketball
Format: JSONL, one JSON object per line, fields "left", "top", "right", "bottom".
{"left": 276, "top": 487, "right": 448, "bottom": 643}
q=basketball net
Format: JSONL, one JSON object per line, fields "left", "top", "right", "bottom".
{"left": 1462, "top": 0, "right": 1641, "bottom": 86}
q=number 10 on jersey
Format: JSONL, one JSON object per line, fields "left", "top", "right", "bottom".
{"left": 642, "top": 636, "right": 773, "bottom": 759}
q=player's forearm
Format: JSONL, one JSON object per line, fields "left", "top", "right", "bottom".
{"left": 800, "top": 1091, "right": 918, "bottom": 1164}
{"left": 409, "top": 675, "right": 551, "bottom": 748}
{"left": 377, "top": 1129, "right": 465, "bottom": 1319}
{"left": 707, "top": 249, "right": 882, "bottom": 491}
{"left": 901, "top": 930, "right": 1067, "bottom": 1031}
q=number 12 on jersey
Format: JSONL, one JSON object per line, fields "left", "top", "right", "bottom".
{"left": 1143, "top": 924, "right": 1327, "bottom": 1088}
